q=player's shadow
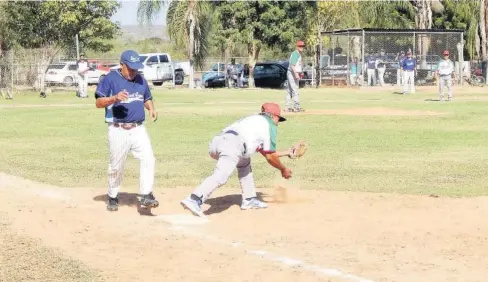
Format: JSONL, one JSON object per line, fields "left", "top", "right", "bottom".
{"left": 425, "top": 98, "right": 442, "bottom": 102}
{"left": 203, "top": 192, "right": 267, "bottom": 216}
{"left": 392, "top": 91, "right": 405, "bottom": 95}
{"left": 93, "top": 192, "right": 155, "bottom": 216}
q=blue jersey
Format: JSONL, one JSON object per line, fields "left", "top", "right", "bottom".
{"left": 95, "top": 70, "right": 152, "bottom": 123}
{"left": 366, "top": 56, "right": 376, "bottom": 69}
{"left": 401, "top": 58, "right": 416, "bottom": 71}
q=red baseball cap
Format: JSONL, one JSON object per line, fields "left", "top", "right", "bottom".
{"left": 296, "top": 40, "right": 305, "bottom": 47}
{"left": 443, "top": 50, "right": 449, "bottom": 55}
{"left": 261, "top": 103, "right": 286, "bottom": 122}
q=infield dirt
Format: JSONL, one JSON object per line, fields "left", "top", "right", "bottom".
{"left": 1, "top": 173, "right": 487, "bottom": 282}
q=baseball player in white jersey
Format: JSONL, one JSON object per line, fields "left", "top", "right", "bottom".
{"left": 435, "top": 50, "right": 455, "bottom": 101}
{"left": 94, "top": 50, "right": 159, "bottom": 212}
{"left": 76, "top": 53, "right": 90, "bottom": 98}
{"left": 181, "top": 103, "right": 293, "bottom": 217}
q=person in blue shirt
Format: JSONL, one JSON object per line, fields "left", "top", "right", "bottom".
{"left": 94, "top": 50, "right": 159, "bottom": 212}
{"left": 376, "top": 49, "right": 387, "bottom": 86}
{"left": 401, "top": 51, "right": 416, "bottom": 94}
{"left": 365, "top": 54, "right": 377, "bottom": 86}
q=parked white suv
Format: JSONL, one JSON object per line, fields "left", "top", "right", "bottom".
{"left": 111, "top": 52, "right": 185, "bottom": 86}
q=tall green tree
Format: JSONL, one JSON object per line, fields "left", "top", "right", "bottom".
{"left": 481, "top": 0, "right": 487, "bottom": 60}
{"left": 5, "top": 0, "right": 120, "bottom": 56}
{"left": 1, "top": 0, "right": 120, "bottom": 89}
{"left": 138, "top": 0, "right": 212, "bottom": 89}
{"left": 213, "top": 1, "right": 310, "bottom": 87}
{"left": 433, "top": 0, "right": 481, "bottom": 60}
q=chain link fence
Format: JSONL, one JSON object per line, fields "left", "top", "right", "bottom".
{"left": 0, "top": 48, "right": 317, "bottom": 98}
{"left": 319, "top": 28, "right": 466, "bottom": 88}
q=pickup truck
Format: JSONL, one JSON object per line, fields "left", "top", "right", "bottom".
{"left": 111, "top": 52, "right": 185, "bottom": 86}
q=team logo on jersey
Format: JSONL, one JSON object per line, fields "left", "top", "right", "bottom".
{"left": 120, "top": 92, "right": 144, "bottom": 104}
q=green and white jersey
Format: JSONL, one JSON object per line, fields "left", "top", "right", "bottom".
{"left": 288, "top": 50, "right": 303, "bottom": 73}
{"left": 221, "top": 114, "right": 277, "bottom": 158}
{"left": 436, "top": 59, "right": 454, "bottom": 76}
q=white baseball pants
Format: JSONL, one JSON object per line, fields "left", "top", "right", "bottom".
{"left": 107, "top": 124, "right": 155, "bottom": 198}
{"left": 367, "top": 69, "right": 376, "bottom": 86}
{"left": 396, "top": 69, "right": 404, "bottom": 86}
{"left": 439, "top": 75, "right": 453, "bottom": 99}
{"left": 77, "top": 73, "right": 88, "bottom": 97}
{"left": 285, "top": 71, "right": 300, "bottom": 109}
{"left": 192, "top": 133, "right": 256, "bottom": 202}
{"left": 403, "top": 71, "right": 415, "bottom": 93}
{"left": 377, "top": 67, "right": 386, "bottom": 86}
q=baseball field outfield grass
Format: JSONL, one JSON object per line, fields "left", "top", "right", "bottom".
{"left": 1, "top": 86, "right": 488, "bottom": 197}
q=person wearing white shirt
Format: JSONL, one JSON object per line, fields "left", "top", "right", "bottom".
{"left": 435, "top": 50, "right": 455, "bottom": 101}
{"left": 180, "top": 103, "right": 293, "bottom": 217}
{"left": 76, "top": 53, "right": 90, "bottom": 98}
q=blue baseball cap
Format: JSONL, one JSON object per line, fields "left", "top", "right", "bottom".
{"left": 120, "top": 50, "right": 144, "bottom": 70}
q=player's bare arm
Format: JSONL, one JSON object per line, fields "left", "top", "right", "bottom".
{"left": 261, "top": 151, "right": 292, "bottom": 179}
{"left": 276, "top": 150, "right": 292, "bottom": 158}
{"left": 95, "top": 91, "right": 128, "bottom": 108}
{"left": 144, "top": 99, "right": 158, "bottom": 122}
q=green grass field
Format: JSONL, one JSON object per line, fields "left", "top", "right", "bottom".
{"left": 1, "top": 86, "right": 488, "bottom": 197}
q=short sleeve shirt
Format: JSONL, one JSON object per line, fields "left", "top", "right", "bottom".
{"left": 221, "top": 114, "right": 277, "bottom": 158}
{"left": 402, "top": 58, "right": 416, "bottom": 71}
{"left": 77, "top": 59, "right": 89, "bottom": 73}
{"left": 289, "top": 50, "right": 302, "bottom": 73}
{"left": 94, "top": 70, "right": 152, "bottom": 123}
{"left": 436, "top": 59, "right": 454, "bottom": 75}
{"left": 366, "top": 56, "right": 376, "bottom": 69}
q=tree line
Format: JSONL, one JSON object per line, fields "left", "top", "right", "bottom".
{"left": 0, "top": 1, "right": 486, "bottom": 88}
{"left": 138, "top": 0, "right": 485, "bottom": 87}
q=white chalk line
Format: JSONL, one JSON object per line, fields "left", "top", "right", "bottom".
{"left": 0, "top": 174, "right": 373, "bottom": 282}
{"left": 165, "top": 222, "right": 374, "bottom": 282}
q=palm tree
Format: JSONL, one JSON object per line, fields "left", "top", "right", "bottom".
{"left": 137, "top": 0, "right": 212, "bottom": 89}
{"left": 481, "top": 0, "right": 487, "bottom": 60}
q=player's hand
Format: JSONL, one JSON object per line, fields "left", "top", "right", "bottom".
{"left": 149, "top": 110, "right": 158, "bottom": 122}
{"left": 114, "top": 90, "right": 128, "bottom": 102}
{"left": 281, "top": 167, "right": 292, "bottom": 179}
{"left": 295, "top": 74, "right": 300, "bottom": 80}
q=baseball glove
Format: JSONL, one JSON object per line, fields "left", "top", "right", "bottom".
{"left": 288, "top": 140, "right": 308, "bottom": 159}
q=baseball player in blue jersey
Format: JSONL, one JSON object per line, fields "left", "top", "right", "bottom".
{"left": 376, "top": 49, "right": 387, "bottom": 86}
{"left": 365, "top": 54, "right": 377, "bottom": 86}
{"left": 94, "top": 50, "right": 159, "bottom": 212}
{"left": 401, "top": 51, "right": 416, "bottom": 94}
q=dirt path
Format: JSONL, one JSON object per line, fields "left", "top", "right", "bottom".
{"left": 0, "top": 173, "right": 487, "bottom": 282}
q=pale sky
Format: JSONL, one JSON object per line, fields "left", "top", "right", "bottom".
{"left": 111, "top": 0, "right": 167, "bottom": 26}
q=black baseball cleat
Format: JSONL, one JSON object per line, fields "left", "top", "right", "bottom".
{"left": 140, "top": 192, "right": 159, "bottom": 208}
{"left": 107, "top": 197, "right": 119, "bottom": 211}
{"left": 293, "top": 107, "right": 305, "bottom": 112}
